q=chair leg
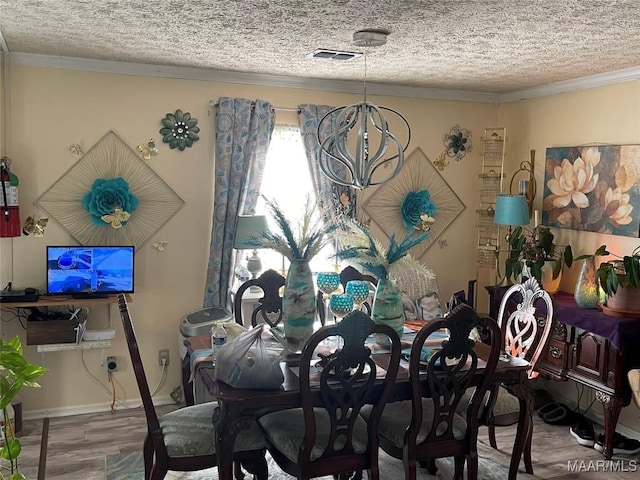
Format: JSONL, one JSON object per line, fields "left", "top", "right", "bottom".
{"left": 454, "top": 456, "right": 465, "bottom": 479}
{"left": 487, "top": 424, "right": 498, "bottom": 449}
{"left": 150, "top": 465, "right": 168, "bottom": 480}
{"left": 524, "top": 424, "right": 534, "bottom": 474}
{"left": 466, "top": 453, "right": 478, "bottom": 480}
{"left": 420, "top": 459, "right": 437, "bottom": 475}
{"left": 240, "top": 455, "right": 268, "bottom": 480}
{"left": 142, "top": 435, "right": 154, "bottom": 480}
{"left": 234, "top": 460, "right": 245, "bottom": 480}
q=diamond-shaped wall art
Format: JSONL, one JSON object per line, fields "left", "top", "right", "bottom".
{"left": 361, "top": 147, "right": 465, "bottom": 260}
{"left": 37, "top": 131, "right": 185, "bottom": 248}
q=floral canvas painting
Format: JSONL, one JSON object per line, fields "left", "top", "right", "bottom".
{"left": 543, "top": 145, "right": 640, "bottom": 237}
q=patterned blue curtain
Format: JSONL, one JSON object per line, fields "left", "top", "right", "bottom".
{"left": 204, "top": 97, "right": 275, "bottom": 308}
{"left": 297, "top": 104, "right": 357, "bottom": 222}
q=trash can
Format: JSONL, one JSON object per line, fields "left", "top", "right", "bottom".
{"left": 178, "top": 307, "right": 233, "bottom": 406}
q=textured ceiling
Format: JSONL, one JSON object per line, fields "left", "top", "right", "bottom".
{"left": 2, "top": 0, "right": 640, "bottom": 94}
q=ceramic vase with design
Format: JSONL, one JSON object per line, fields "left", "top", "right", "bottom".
{"left": 574, "top": 257, "right": 599, "bottom": 308}
{"left": 283, "top": 259, "right": 316, "bottom": 352}
{"left": 371, "top": 277, "right": 405, "bottom": 345}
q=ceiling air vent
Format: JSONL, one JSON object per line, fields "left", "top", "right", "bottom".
{"left": 308, "top": 49, "right": 362, "bottom": 60}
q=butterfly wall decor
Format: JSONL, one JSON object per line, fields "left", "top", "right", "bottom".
{"left": 22, "top": 216, "right": 49, "bottom": 236}
{"left": 137, "top": 139, "right": 159, "bottom": 160}
{"left": 101, "top": 206, "right": 131, "bottom": 229}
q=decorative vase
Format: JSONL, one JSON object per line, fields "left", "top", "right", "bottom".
{"left": 282, "top": 259, "right": 316, "bottom": 352}
{"left": 541, "top": 260, "right": 562, "bottom": 294}
{"left": 574, "top": 257, "right": 599, "bottom": 308}
{"left": 371, "top": 277, "right": 405, "bottom": 345}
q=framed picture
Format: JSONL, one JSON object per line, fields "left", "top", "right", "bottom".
{"left": 542, "top": 145, "right": 640, "bottom": 237}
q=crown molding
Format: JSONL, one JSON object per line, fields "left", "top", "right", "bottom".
{"left": 9, "top": 52, "right": 498, "bottom": 104}
{"left": 497, "top": 65, "right": 640, "bottom": 103}
{"left": 9, "top": 52, "right": 640, "bottom": 105}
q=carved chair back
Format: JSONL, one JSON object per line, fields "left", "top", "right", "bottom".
{"left": 405, "top": 304, "right": 502, "bottom": 468}
{"left": 234, "top": 269, "right": 285, "bottom": 328}
{"left": 297, "top": 310, "right": 401, "bottom": 476}
{"left": 497, "top": 277, "right": 554, "bottom": 379}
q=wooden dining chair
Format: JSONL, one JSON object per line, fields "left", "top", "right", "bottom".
{"left": 116, "top": 294, "right": 269, "bottom": 480}
{"left": 363, "top": 303, "right": 502, "bottom": 480}
{"left": 257, "top": 309, "right": 401, "bottom": 480}
{"left": 234, "top": 268, "right": 285, "bottom": 328}
{"left": 480, "top": 277, "right": 554, "bottom": 473}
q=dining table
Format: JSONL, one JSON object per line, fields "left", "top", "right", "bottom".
{"left": 184, "top": 322, "right": 533, "bottom": 480}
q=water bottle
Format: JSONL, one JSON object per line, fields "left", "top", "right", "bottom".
{"left": 211, "top": 322, "right": 227, "bottom": 364}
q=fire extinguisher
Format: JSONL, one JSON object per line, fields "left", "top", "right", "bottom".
{"left": 0, "top": 157, "right": 21, "bottom": 238}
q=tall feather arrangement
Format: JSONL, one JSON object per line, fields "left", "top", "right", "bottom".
{"left": 335, "top": 219, "right": 430, "bottom": 280}
{"left": 241, "top": 195, "right": 337, "bottom": 260}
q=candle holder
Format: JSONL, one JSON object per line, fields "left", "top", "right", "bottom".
{"left": 345, "top": 280, "right": 370, "bottom": 308}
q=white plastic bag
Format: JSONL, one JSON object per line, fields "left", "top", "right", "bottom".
{"left": 215, "top": 324, "right": 284, "bottom": 389}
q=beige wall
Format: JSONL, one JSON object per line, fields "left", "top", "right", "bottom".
{"left": 2, "top": 61, "right": 640, "bottom": 437}
{"left": 0, "top": 64, "right": 496, "bottom": 416}
{"left": 499, "top": 81, "right": 640, "bottom": 434}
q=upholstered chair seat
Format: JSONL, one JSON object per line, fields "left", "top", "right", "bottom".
{"left": 361, "top": 399, "right": 468, "bottom": 449}
{"left": 258, "top": 408, "right": 369, "bottom": 462}
{"left": 162, "top": 402, "right": 265, "bottom": 458}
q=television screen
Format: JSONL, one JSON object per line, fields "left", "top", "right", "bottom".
{"left": 46, "top": 246, "right": 135, "bottom": 297}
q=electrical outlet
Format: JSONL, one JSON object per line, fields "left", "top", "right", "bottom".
{"left": 107, "top": 356, "right": 117, "bottom": 373}
{"left": 158, "top": 349, "right": 170, "bottom": 366}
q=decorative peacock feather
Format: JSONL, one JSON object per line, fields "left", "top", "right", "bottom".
{"left": 334, "top": 219, "right": 430, "bottom": 280}
{"left": 241, "top": 195, "right": 336, "bottom": 261}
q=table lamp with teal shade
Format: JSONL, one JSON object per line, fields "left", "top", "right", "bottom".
{"left": 493, "top": 194, "right": 530, "bottom": 228}
{"left": 233, "top": 215, "right": 270, "bottom": 283}
{"left": 494, "top": 194, "right": 530, "bottom": 286}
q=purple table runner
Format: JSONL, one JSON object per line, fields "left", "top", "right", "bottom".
{"left": 552, "top": 292, "right": 640, "bottom": 351}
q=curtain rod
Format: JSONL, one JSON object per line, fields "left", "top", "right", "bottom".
{"left": 209, "top": 100, "right": 298, "bottom": 113}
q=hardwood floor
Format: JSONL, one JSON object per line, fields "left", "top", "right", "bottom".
{"left": 10, "top": 404, "right": 640, "bottom": 479}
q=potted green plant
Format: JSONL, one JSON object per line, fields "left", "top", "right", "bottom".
{"left": 594, "top": 245, "right": 640, "bottom": 315}
{"left": 502, "top": 225, "right": 573, "bottom": 290}
{"left": 1, "top": 336, "right": 47, "bottom": 480}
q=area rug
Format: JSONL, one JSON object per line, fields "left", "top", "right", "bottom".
{"left": 105, "top": 441, "right": 540, "bottom": 479}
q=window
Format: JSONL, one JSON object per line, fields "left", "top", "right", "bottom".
{"left": 254, "top": 124, "right": 336, "bottom": 275}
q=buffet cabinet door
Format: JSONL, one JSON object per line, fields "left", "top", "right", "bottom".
{"left": 570, "top": 327, "right": 620, "bottom": 390}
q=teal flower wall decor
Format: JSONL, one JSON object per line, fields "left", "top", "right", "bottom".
{"left": 81, "top": 177, "right": 139, "bottom": 227}
{"left": 401, "top": 190, "right": 437, "bottom": 231}
{"left": 159, "top": 109, "right": 200, "bottom": 150}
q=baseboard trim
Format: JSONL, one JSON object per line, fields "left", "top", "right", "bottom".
{"left": 21, "top": 395, "right": 176, "bottom": 421}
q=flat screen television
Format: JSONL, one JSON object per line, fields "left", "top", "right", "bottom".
{"left": 46, "top": 245, "right": 135, "bottom": 298}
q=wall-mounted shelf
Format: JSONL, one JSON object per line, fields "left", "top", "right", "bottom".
{"left": 476, "top": 127, "right": 507, "bottom": 268}
{"left": 1, "top": 294, "right": 131, "bottom": 309}
{"left": 1, "top": 294, "right": 131, "bottom": 347}
{"left": 36, "top": 340, "right": 112, "bottom": 353}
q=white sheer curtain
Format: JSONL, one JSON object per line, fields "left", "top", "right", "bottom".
{"left": 254, "top": 124, "right": 336, "bottom": 275}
